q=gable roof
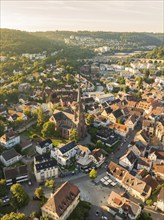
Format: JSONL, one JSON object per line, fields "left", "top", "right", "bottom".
{"left": 120, "top": 150, "right": 137, "bottom": 164}
{"left": 59, "top": 141, "right": 77, "bottom": 154}
{"left": 112, "top": 109, "right": 123, "bottom": 118}
{"left": 91, "top": 148, "right": 106, "bottom": 162}
{"left": 1, "top": 148, "right": 21, "bottom": 161}
{"left": 39, "top": 139, "right": 52, "bottom": 148}
{"left": 158, "top": 187, "right": 164, "bottom": 201}
{"left": 42, "top": 181, "right": 80, "bottom": 217}
{"left": 142, "top": 174, "right": 159, "bottom": 191}
{"left": 108, "top": 161, "right": 128, "bottom": 181}
{"left": 150, "top": 149, "right": 164, "bottom": 160}
{"left": 122, "top": 172, "right": 151, "bottom": 194}
{"left": 104, "top": 106, "right": 113, "bottom": 114}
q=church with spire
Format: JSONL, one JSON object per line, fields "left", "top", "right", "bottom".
{"left": 49, "top": 84, "right": 87, "bottom": 140}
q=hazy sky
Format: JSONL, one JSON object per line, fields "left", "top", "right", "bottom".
{"left": 1, "top": 0, "right": 164, "bottom": 32}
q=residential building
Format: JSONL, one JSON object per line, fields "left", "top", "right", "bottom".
{"left": 137, "top": 101, "right": 152, "bottom": 114}
{"left": 41, "top": 181, "right": 80, "bottom": 220}
{"left": 76, "top": 145, "right": 92, "bottom": 169}
{"left": 107, "top": 191, "right": 141, "bottom": 220}
{"left": 0, "top": 148, "right": 22, "bottom": 167}
{"left": 137, "top": 157, "right": 152, "bottom": 171}
{"left": 34, "top": 154, "right": 58, "bottom": 183}
{"left": 119, "top": 150, "right": 137, "bottom": 171}
{"left": 3, "top": 165, "right": 28, "bottom": 186}
{"left": 155, "top": 121, "right": 164, "bottom": 145}
{"left": 153, "top": 164, "right": 164, "bottom": 180}
{"left": 108, "top": 109, "right": 124, "bottom": 123}
{"left": 122, "top": 172, "right": 152, "bottom": 202}
{"left": 0, "top": 131, "right": 20, "bottom": 148}
{"left": 148, "top": 149, "right": 164, "bottom": 164}
{"left": 114, "top": 123, "right": 129, "bottom": 137}
{"left": 89, "top": 148, "right": 106, "bottom": 167}
{"left": 107, "top": 161, "right": 128, "bottom": 183}
{"left": 36, "top": 139, "right": 53, "bottom": 155}
{"left": 128, "top": 144, "right": 145, "bottom": 157}
{"left": 142, "top": 120, "right": 154, "bottom": 136}
{"left": 125, "top": 114, "right": 140, "bottom": 131}
{"left": 142, "top": 174, "right": 159, "bottom": 191}
{"left": 156, "top": 187, "right": 164, "bottom": 212}
{"left": 107, "top": 162, "right": 152, "bottom": 202}
{"left": 51, "top": 142, "right": 78, "bottom": 166}
{"left": 134, "top": 130, "right": 149, "bottom": 146}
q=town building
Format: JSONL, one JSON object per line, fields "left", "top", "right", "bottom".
{"left": 119, "top": 150, "right": 137, "bottom": 171}
{"left": 36, "top": 139, "right": 53, "bottom": 155}
{"left": 0, "top": 131, "right": 20, "bottom": 148}
{"left": 107, "top": 191, "right": 141, "bottom": 220}
{"left": 156, "top": 187, "right": 164, "bottom": 212}
{"left": 34, "top": 154, "right": 58, "bottom": 182}
{"left": 0, "top": 148, "right": 22, "bottom": 166}
{"left": 3, "top": 165, "right": 28, "bottom": 186}
{"left": 41, "top": 181, "right": 80, "bottom": 220}
{"left": 51, "top": 142, "right": 78, "bottom": 166}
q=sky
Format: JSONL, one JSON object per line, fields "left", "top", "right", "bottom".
{"left": 1, "top": 0, "right": 164, "bottom": 32}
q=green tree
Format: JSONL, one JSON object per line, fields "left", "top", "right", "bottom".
{"left": 65, "top": 73, "right": 72, "bottom": 82}
{"left": 144, "top": 69, "right": 150, "bottom": 79}
{"left": 41, "top": 121, "right": 56, "bottom": 137}
{"left": 117, "top": 118, "right": 123, "bottom": 124}
{"left": 70, "top": 129, "right": 78, "bottom": 143}
{"left": 34, "top": 187, "right": 44, "bottom": 200}
{"left": 136, "top": 211, "right": 153, "bottom": 220}
{"left": 1, "top": 212, "right": 26, "bottom": 220}
{"left": 45, "top": 179, "right": 55, "bottom": 189}
{"left": 123, "top": 86, "right": 130, "bottom": 93}
{"left": 136, "top": 76, "right": 143, "bottom": 89}
{"left": 89, "top": 168, "right": 97, "bottom": 180}
{"left": 36, "top": 106, "right": 45, "bottom": 127}
{"left": 96, "top": 140, "right": 103, "bottom": 148}
{"left": 0, "top": 120, "right": 5, "bottom": 136}
{"left": 0, "top": 179, "right": 7, "bottom": 197}
{"left": 10, "top": 183, "right": 29, "bottom": 208}
{"left": 86, "top": 114, "right": 95, "bottom": 125}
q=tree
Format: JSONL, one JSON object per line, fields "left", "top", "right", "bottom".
{"left": 89, "top": 168, "right": 97, "bottom": 180}
{"left": 42, "top": 121, "right": 56, "bottom": 137}
{"left": 0, "top": 120, "right": 5, "bottom": 136}
{"left": 70, "top": 129, "right": 78, "bottom": 143}
{"left": 10, "top": 183, "right": 29, "bottom": 208}
{"left": 0, "top": 179, "right": 7, "bottom": 197}
{"left": 136, "top": 211, "right": 153, "bottom": 220}
{"left": 45, "top": 179, "right": 55, "bottom": 190}
{"left": 65, "top": 73, "right": 72, "bottom": 82}
{"left": 136, "top": 76, "right": 143, "bottom": 89}
{"left": 36, "top": 106, "right": 45, "bottom": 127}
{"left": 1, "top": 212, "right": 26, "bottom": 220}
{"left": 34, "top": 187, "right": 44, "bottom": 200}
{"left": 123, "top": 86, "right": 130, "bottom": 93}
{"left": 144, "top": 69, "right": 150, "bottom": 79}
{"left": 96, "top": 140, "right": 103, "bottom": 148}
{"left": 117, "top": 118, "right": 123, "bottom": 124}
{"left": 86, "top": 114, "right": 94, "bottom": 125}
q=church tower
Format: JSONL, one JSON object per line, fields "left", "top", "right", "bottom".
{"left": 76, "top": 82, "right": 87, "bottom": 139}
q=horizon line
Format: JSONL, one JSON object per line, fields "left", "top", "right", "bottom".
{"left": 1, "top": 27, "right": 163, "bottom": 34}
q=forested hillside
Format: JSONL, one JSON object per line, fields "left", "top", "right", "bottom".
{"left": 145, "top": 46, "right": 164, "bottom": 59}
{"left": 1, "top": 29, "right": 163, "bottom": 55}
